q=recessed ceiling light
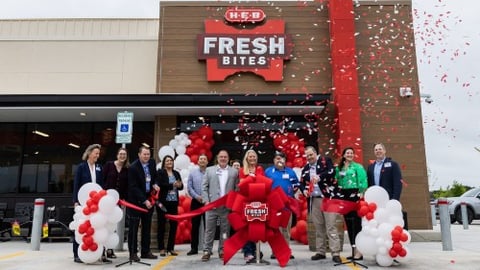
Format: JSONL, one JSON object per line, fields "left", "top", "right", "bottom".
{"left": 80, "top": 112, "right": 87, "bottom": 116}
{"left": 68, "top": 143, "right": 80, "bottom": 149}
{"left": 32, "top": 130, "right": 50, "bottom": 137}
{"left": 142, "top": 143, "right": 150, "bottom": 148}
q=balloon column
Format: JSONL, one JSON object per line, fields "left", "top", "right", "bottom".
{"left": 289, "top": 195, "right": 309, "bottom": 245}
{"left": 69, "top": 183, "right": 123, "bottom": 263}
{"left": 355, "top": 186, "right": 411, "bottom": 266}
{"left": 174, "top": 195, "right": 193, "bottom": 244}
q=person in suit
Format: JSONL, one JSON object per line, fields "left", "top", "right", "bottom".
{"left": 366, "top": 143, "right": 403, "bottom": 201}
{"left": 300, "top": 146, "right": 342, "bottom": 263}
{"left": 102, "top": 147, "right": 129, "bottom": 259}
{"left": 201, "top": 149, "right": 239, "bottom": 262}
{"left": 126, "top": 146, "right": 159, "bottom": 262}
{"left": 156, "top": 155, "right": 183, "bottom": 257}
{"left": 187, "top": 153, "right": 208, "bottom": 256}
{"left": 335, "top": 147, "right": 368, "bottom": 261}
{"left": 72, "top": 144, "right": 109, "bottom": 264}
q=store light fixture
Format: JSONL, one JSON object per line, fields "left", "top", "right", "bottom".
{"left": 32, "top": 130, "right": 50, "bottom": 137}
{"left": 68, "top": 143, "right": 80, "bottom": 149}
{"left": 80, "top": 112, "right": 87, "bottom": 117}
{"left": 142, "top": 143, "right": 150, "bottom": 148}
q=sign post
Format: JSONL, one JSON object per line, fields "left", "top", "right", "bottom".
{"left": 116, "top": 111, "right": 134, "bottom": 145}
{"left": 115, "top": 111, "right": 133, "bottom": 251}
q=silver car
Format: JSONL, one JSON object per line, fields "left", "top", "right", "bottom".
{"left": 440, "top": 187, "right": 480, "bottom": 224}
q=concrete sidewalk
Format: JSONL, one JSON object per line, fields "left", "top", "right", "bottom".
{"left": 1, "top": 223, "right": 479, "bottom": 270}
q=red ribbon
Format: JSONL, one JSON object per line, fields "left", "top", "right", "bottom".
{"left": 118, "top": 199, "right": 148, "bottom": 213}
{"left": 166, "top": 174, "right": 299, "bottom": 267}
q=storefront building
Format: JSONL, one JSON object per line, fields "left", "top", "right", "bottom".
{"left": 0, "top": 0, "right": 431, "bottom": 229}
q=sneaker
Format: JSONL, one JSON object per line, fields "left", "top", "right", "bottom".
{"left": 245, "top": 254, "right": 255, "bottom": 264}
{"left": 201, "top": 251, "right": 211, "bottom": 262}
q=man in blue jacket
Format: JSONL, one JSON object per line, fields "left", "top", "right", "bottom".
{"left": 366, "top": 143, "right": 403, "bottom": 201}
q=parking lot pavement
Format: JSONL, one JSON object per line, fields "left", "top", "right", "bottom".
{"left": 1, "top": 222, "right": 480, "bottom": 270}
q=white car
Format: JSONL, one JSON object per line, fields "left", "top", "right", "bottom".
{"left": 440, "top": 187, "right": 480, "bottom": 224}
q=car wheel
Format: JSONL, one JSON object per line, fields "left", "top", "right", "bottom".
{"left": 455, "top": 208, "right": 474, "bottom": 224}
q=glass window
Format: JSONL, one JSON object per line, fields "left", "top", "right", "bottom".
{"left": 0, "top": 124, "right": 24, "bottom": 193}
{"left": 178, "top": 115, "right": 318, "bottom": 167}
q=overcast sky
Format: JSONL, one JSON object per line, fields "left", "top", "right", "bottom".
{"left": 1, "top": 0, "right": 478, "bottom": 190}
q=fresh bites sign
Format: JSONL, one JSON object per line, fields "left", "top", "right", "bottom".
{"left": 197, "top": 9, "right": 293, "bottom": 82}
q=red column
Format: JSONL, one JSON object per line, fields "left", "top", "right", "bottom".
{"left": 328, "top": 0, "right": 363, "bottom": 162}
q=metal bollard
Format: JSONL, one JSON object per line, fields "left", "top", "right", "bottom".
{"left": 460, "top": 202, "right": 469, "bottom": 230}
{"left": 437, "top": 198, "right": 453, "bottom": 251}
{"left": 430, "top": 201, "right": 437, "bottom": 226}
{"left": 31, "top": 198, "right": 45, "bottom": 251}
{"left": 115, "top": 206, "right": 126, "bottom": 251}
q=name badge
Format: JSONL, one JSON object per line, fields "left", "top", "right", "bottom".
{"left": 384, "top": 162, "right": 392, "bottom": 168}
{"left": 339, "top": 171, "right": 346, "bottom": 176}
{"left": 282, "top": 173, "right": 289, "bottom": 179}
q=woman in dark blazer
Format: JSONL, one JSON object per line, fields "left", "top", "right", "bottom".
{"left": 72, "top": 144, "right": 107, "bottom": 263}
{"left": 156, "top": 155, "right": 183, "bottom": 256}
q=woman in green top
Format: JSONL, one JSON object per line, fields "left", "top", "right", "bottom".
{"left": 335, "top": 147, "right": 367, "bottom": 261}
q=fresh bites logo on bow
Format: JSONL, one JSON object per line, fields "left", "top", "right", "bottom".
{"left": 244, "top": 201, "right": 269, "bottom": 222}
{"left": 197, "top": 8, "right": 292, "bottom": 82}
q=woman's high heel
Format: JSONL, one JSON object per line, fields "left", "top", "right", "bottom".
{"left": 167, "top": 250, "right": 178, "bottom": 256}
{"left": 159, "top": 250, "right": 166, "bottom": 257}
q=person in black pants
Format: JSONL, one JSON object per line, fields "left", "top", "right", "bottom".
{"left": 186, "top": 154, "right": 208, "bottom": 255}
{"left": 127, "top": 146, "right": 159, "bottom": 262}
{"left": 156, "top": 155, "right": 183, "bottom": 256}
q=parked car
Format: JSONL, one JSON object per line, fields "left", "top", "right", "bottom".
{"left": 435, "top": 187, "right": 480, "bottom": 224}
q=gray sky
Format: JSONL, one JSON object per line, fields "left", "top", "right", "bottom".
{"left": 1, "top": 0, "right": 478, "bottom": 190}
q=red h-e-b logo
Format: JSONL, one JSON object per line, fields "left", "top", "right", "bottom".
{"left": 244, "top": 202, "right": 269, "bottom": 222}
{"left": 197, "top": 8, "right": 293, "bottom": 82}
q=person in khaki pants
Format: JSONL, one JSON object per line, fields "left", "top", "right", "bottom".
{"left": 301, "top": 146, "right": 342, "bottom": 263}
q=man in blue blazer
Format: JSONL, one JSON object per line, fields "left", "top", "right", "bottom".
{"left": 127, "top": 146, "right": 159, "bottom": 262}
{"left": 72, "top": 144, "right": 105, "bottom": 263}
{"left": 366, "top": 143, "right": 403, "bottom": 201}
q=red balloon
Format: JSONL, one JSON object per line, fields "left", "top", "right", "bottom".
{"left": 301, "top": 209, "right": 308, "bottom": 221}
{"left": 89, "top": 242, "right": 98, "bottom": 251}
{"left": 293, "top": 157, "right": 304, "bottom": 168}
{"left": 391, "top": 229, "right": 401, "bottom": 238}
{"left": 89, "top": 191, "right": 97, "bottom": 198}
{"left": 300, "top": 234, "right": 308, "bottom": 244}
{"left": 83, "top": 235, "right": 93, "bottom": 246}
{"left": 394, "top": 225, "right": 403, "bottom": 232}
{"left": 295, "top": 220, "right": 307, "bottom": 234}
{"left": 290, "top": 227, "right": 298, "bottom": 240}
{"left": 98, "top": 189, "right": 107, "bottom": 196}
{"left": 393, "top": 242, "right": 403, "bottom": 252}
{"left": 86, "top": 227, "right": 95, "bottom": 236}
{"left": 359, "top": 200, "right": 368, "bottom": 207}
{"left": 82, "top": 207, "right": 91, "bottom": 216}
{"left": 86, "top": 199, "right": 94, "bottom": 208}
{"left": 81, "top": 243, "right": 89, "bottom": 251}
{"left": 398, "top": 248, "right": 407, "bottom": 257}
{"left": 89, "top": 204, "right": 99, "bottom": 213}
{"left": 400, "top": 233, "right": 408, "bottom": 242}
{"left": 365, "top": 212, "right": 374, "bottom": 220}
{"left": 368, "top": 202, "right": 377, "bottom": 212}
{"left": 78, "top": 223, "right": 88, "bottom": 234}
{"left": 389, "top": 248, "right": 397, "bottom": 258}
{"left": 358, "top": 205, "right": 369, "bottom": 217}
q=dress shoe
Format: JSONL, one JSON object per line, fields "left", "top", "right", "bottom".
{"left": 159, "top": 250, "right": 166, "bottom": 257}
{"left": 101, "top": 256, "right": 112, "bottom": 264}
{"left": 106, "top": 249, "right": 117, "bottom": 259}
{"left": 201, "top": 251, "right": 211, "bottom": 262}
{"left": 270, "top": 254, "right": 276, "bottom": 259}
{"left": 332, "top": 255, "right": 342, "bottom": 263}
{"left": 129, "top": 254, "right": 140, "bottom": 262}
{"left": 187, "top": 250, "right": 198, "bottom": 256}
{"left": 167, "top": 250, "right": 178, "bottom": 256}
{"left": 311, "top": 253, "right": 326, "bottom": 260}
{"left": 290, "top": 254, "right": 295, "bottom": 259}
{"left": 141, "top": 252, "right": 158, "bottom": 259}
{"left": 74, "top": 257, "right": 83, "bottom": 263}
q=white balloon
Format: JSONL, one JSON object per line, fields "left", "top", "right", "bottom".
{"left": 376, "top": 253, "right": 393, "bottom": 267}
{"left": 78, "top": 245, "right": 103, "bottom": 264}
{"left": 106, "top": 189, "right": 119, "bottom": 203}
{"left": 69, "top": 220, "right": 78, "bottom": 231}
{"left": 99, "top": 195, "right": 116, "bottom": 214}
{"left": 176, "top": 145, "right": 186, "bottom": 155}
{"left": 402, "top": 230, "right": 412, "bottom": 244}
{"left": 93, "top": 227, "right": 109, "bottom": 244}
{"left": 388, "top": 215, "right": 405, "bottom": 228}
{"left": 77, "top": 182, "right": 102, "bottom": 206}
{"left": 169, "top": 139, "right": 178, "bottom": 149}
{"left": 105, "top": 233, "right": 119, "bottom": 249}
{"left": 378, "top": 222, "right": 395, "bottom": 238}
{"left": 355, "top": 231, "right": 378, "bottom": 256}
{"left": 364, "top": 186, "right": 389, "bottom": 208}
{"left": 90, "top": 213, "right": 107, "bottom": 229}
{"left": 105, "top": 221, "right": 117, "bottom": 232}
{"left": 74, "top": 205, "right": 83, "bottom": 213}
{"left": 158, "top": 145, "right": 175, "bottom": 161}
{"left": 108, "top": 207, "right": 123, "bottom": 224}
{"left": 386, "top": 199, "right": 402, "bottom": 214}
{"left": 378, "top": 246, "right": 388, "bottom": 255}
{"left": 175, "top": 154, "right": 191, "bottom": 170}
{"left": 374, "top": 208, "right": 390, "bottom": 224}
